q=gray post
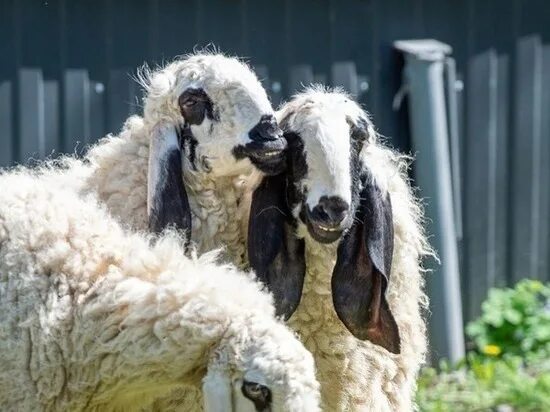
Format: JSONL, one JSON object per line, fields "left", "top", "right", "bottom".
{"left": 0, "top": 81, "right": 13, "bottom": 166}
{"left": 394, "top": 39, "right": 465, "bottom": 363}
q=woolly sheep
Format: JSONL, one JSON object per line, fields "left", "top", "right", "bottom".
{"left": 0, "top": 166, "right": 320, "bottom": 412}
{"left": 248, "top": 88, "right": 432, "bottom": 411}
{"left": 72, "top": 52, "right": 285, "bottom": 266}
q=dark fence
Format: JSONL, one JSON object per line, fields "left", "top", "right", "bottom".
{"left": 462, "top": 36, "right": 550, "bottom": 321}
{"left": 0, "top": 61, "right": 368, "bottom": 163}
{"left": 1, "top": 0, "right": 550, "bottom": 328}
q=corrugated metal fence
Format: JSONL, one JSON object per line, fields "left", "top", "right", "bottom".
{"left": 0, "top": 62, "right": 368, "bottom": 164}
{"left": 463, "top": 35, "right": 550, "bottom": 321}
{"left": 1, "top": 0, "right": 550, "bottom": 329}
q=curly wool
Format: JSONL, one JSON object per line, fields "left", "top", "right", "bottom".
{"left": 69, "top": 53, "right": 274, "bottom": 411}
{"left": 0, "top": 167, "right": 319, "bottom": 412}
{"left": 278, "top": 89, "right": 432, "bottom": 411}
{"left": 74, "top": 53, "right": 277, "bottom": 270}
{"left": 82, "top": 116, "right": 253, "bottom": 268}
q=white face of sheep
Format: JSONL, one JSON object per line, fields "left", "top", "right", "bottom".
{"left": 202, "top": 324, "right": 320, "bottom": 412}
{"left": 276, "top": 91, "right": 369, "bottom": 243}
{"left": 248, "top": 90, "right": 402, "bottom": 354}
{"left": 145, "top": 54, "right": 286, "bottom": 236}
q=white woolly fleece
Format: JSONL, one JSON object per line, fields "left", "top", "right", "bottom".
{"left": 277, "top": 89, "right": 432, "bottom": 412}
{"left": 71, "top": 53, "right": 273, "bottom": 269}
{"left": 0, "top": 167, "right": 320, "bottom": 412}
{"left": 23, "top": 52, "right": 273, "bottom": 412}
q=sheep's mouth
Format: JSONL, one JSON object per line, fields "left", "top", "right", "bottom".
{"left": 307, "top": 220, "right": 344, "bottom": 243}
{"left": 233, "top": 140, "right": 287, "bottom": 175}
{"left": 301, "top": 204, "right": 348, "bottom": 244}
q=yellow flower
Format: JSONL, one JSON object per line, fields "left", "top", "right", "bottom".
{"left": 482, "top": 344, "right": 502, "bottom": 356}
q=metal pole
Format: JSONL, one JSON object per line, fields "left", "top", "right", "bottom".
{"left": 394, "top": 40, "right": 465, "bottom": 363}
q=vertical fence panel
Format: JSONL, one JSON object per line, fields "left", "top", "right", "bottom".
{"left": 64, "top": 70, "right": 91, "bottom": 154}
{"left": 19, "top": 68, "right": 45, "bottom": 162}
{"left": 494, "top": 55, "right": 510, "bottom": 287}
{"left": 44, "top": 80, "right": 59, "bottom": 157}
{"left": 539, "top": 46, "right": 550, "bottom": 282}
{"left": 0, "top": 81, "right": 12, "bottom": 167}
{"left": 314, "top": 73, "right": 328, "bottom": 85}
{"left": 90, "top": 81, "right": 106, "bottom": 144}
{"left": 108, "top": 69, "right": 138, "bottom": 134}
{"left": 331, "top": 61, "right": 359, "bottom": 96}
{"left": 288, "top": 64, "right": 314, "bottom": 95}
{"left": 464, "top": 50, "right": 498, "bottom": 320}
{"left": 511, "top": 36, "right": 543, "bottom": 282}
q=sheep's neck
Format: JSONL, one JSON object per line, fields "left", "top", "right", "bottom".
{"left": 289, "top": 239, "right": 374, "bottom": 411}
{"left": 183, "top": 170, "right": 250, "bottom": 268}
{"left": 289, "top": 239, "right": 347, "bottom": 345}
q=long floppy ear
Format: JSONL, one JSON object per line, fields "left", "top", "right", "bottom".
{"left": 331, "top": 171, "right": 400, "bottom": 354}
{"left": 248, "top": 173, "right": 306, "bottom": 320}
{"left": 147, "top": 124, "right": 192, "bottom": 242}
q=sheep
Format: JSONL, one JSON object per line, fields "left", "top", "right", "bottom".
{"left": 71, "top": 52, "right": 285, "bottom": 266}
{"left": 247, "top": 88, "right": 432, "bottom": 411}
{"left": 0, "top": 166, "right": 320, "bottom": 412}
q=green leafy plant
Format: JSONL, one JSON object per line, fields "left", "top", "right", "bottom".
{"left": 417, "top": 354, "right": 550, "bottom": 411}
{"left": 417, "top": 280, "right": 550, "bottom": 411}
{"left": 466, "top": 280, "right": 550, "bottom": 358}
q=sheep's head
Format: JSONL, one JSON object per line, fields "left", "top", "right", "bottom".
{"left": 203, "top": 321, "right": 320, "bottom": 412}
{"left": 248, "top": 88, "right": 401, "bottom": 354}
{"left": 143, "top": 53, "right": 286, "bottom": 238}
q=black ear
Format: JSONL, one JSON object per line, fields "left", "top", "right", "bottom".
{"left": 248, "top": 173, "right": 306, "bottom": 320}
{"left": 147, "top": 125, "right": 192, "bottom": 244}
{"left": 331, "top": 172, "right": 400, "bottom": 354}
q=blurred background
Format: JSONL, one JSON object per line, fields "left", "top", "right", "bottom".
{"left": 1, "top": 1, "right": 550, "bottom": 409}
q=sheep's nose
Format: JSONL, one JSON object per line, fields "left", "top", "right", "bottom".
{"left": 309, "top": 196, "right": 350, "bottom": 228}
{"left": 249, "top": 115, "right": 283, "bottom": 142}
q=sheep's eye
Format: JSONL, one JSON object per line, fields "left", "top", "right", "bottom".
{"left": 242, "top": 380, "right": 271, "bottom": 410}
{"left": 178, "top": 88, "right": 215, "bottom": 125}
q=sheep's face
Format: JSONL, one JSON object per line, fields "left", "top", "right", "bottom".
{"left": 144, "top": 54, "right": 286, "bottom": 177}
{"left": 203, "top": 323, "right": 320, "bottom": 412}
{"left": 145, "top": 54, "right": 286, "bottom": 237}
{"left": 248, "top": 89, "right": 401, "bottom": 354}
{"left": 278, "top": 90, "right": 369, "bottom": 244}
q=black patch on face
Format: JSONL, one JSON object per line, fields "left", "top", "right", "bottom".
{"left": 348, "top": 118, "right": 369, "bottom": 212}
{"left": 241, "top": 381, "right": 272, "bottom": 411}
{"left": 283, "top": 131, "right": 307, "bottom": 210}
{"left": 178, "top": 88, "right": 217, "bottom": 125}
{"left": 177, "top": 124, "right": 199, "bottom": 171}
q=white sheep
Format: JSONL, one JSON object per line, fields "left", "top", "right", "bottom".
{"left": 69, "top": 52, "right": 285, "bottom": 267}
{"left": 0, "top": 166, "right": 320, "bottom": 412}
{"left": 78, "top": 52, "right": 285, "bottom": 411}
{"left": 248, "top": 88, "right": 432, "bottom": 411}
